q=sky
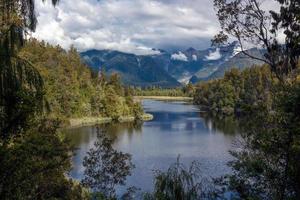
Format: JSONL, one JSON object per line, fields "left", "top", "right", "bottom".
{"left": 33, "top": 0, "right": 280, "bottom": 55}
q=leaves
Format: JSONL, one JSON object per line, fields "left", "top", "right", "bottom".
{"left": 82, "top": 130, "right": 135, "bottom": 199}
{"left": 145, "top": 157, "right": 217, "bottom": 200}
{"left": 194, "top": 65, "right": 274, "bottom": 115}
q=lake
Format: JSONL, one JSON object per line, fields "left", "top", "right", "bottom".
{"left": 64, "top": 100, "right": 240, "bottom": 194}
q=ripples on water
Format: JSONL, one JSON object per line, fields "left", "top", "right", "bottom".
{"left": 63, "top": 100, "right": 241, "bottom": 193}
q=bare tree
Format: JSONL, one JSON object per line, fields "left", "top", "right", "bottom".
{"left": 213, "top": 0, "right": 300, "bottom": 82}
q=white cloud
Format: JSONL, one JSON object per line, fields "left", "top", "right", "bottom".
{"left": 192, "top": 55, "right": 197, "bottom": 61}
{"left": 32, "top": 0, "right": 219, "bottom": 54}
{"left": 171, "top": 52, "right": 188, "bottom": 62}
{"left": 205, "top": 48, "right": 222, "bottom": 61}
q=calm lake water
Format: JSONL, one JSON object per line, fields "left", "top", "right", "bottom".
{"left": 64, "top": 100, "right": 240, "bottom": 193}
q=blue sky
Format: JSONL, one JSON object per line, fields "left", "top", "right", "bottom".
{"left": 33, "top": 0, "right": 279, "bottom": 55}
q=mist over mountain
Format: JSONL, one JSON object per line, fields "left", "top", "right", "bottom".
{"left": 81, "top": 41, "right": 264, "bottom": 87}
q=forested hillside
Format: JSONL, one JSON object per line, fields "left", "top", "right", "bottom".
{"left": 20, "top": 39, "right": 143, "bottom": 121}
{"left": 193, "top": 64, "right": 300, "bottom": 115}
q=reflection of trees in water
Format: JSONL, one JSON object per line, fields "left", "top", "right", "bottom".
{"left": 61, "top": 121, "right": 143, "bottom": 148}
{"left": 61, "top": 126, "right": 98, "bottom": 148}
{"left": 99, "top": 120, "right": 143, "bottom": 142}
{"left": 200, "top": 112, "right": 241, "bottom": 135}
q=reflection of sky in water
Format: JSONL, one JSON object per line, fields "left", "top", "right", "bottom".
{"left": 64, "top": 100, "right": 240, "bottom": 193}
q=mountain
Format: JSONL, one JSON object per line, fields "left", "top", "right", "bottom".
{"left": 167, "top": 41, "right": 242, "bottom": 82}
{"left": 190, "top": 48, "right": 265, "bottom": 83}
{"left": 81, "top": 50, "right": 181, "bottom": 88}
{"left": 80, "top": 41, "right": 264, "bottom": 87}
{"left": 208, "top": 48, "right": 265, "bottom": 79}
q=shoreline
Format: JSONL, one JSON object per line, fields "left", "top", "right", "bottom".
{"left": 64, "top": 113, "right": 154, "bottom": 129}
{"left": 134, "top": 96, "right": 193, "bottom": 101}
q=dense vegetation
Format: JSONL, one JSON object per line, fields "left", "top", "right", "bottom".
{"left": 143, "top": 157, "right": 216, "bottom": 200}
{"left": 20, "top": 39, "right": 143, "bottom": 121}
{"left": 194, "top": 0, "right": 300, "bottom": 199}
{"left": 0, "top": 1, "right": 142, "bottom": 199}
{"left": 194, "top": 65, "right": 277, "bottom": 115}
{"left": 0, "top": 1, "right": 91, "bottom": 199}
{"left": 134, "top": 84, "right": 195, "bottom": 97}
{"left": 194, "top": 64, "right": 300, "bottom": 198}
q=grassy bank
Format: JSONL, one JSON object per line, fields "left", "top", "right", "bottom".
{"left": 66, "top": 113, "right": 154, "bottom": 128}
{"left": 134, "top": 96, "right": 193, "bottom": 101}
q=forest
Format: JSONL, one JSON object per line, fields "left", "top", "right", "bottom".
{"left": 20, "top": 39, "right": 144, "bottom": 122}
{"left": 133, "top": 84, "right": 194, "bottom": 97}
{"left": 193, "top": 65, "right": 299, "bottom": 115}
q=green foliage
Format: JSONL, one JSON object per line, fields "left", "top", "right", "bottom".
{"left": 0, "top": 1, "right": 141, "bottom": 199}
{"left": 222, "top": 81, "right": 300, "bottom": 199}
{"left": 194, "top": 66, "right": 274, "bottom": 115}
{"left": 0, "top": 0, "right": 56, "bottom": 140}
{"left": 82, "top": 131, "right": 135, "bottom": 199}
{"left": 0, "top": 119, "right": 89, "bottom": 200}
{"left": 20, "top": 39, "right": 144, "bottom": 120}
{"left": 134, "top": 85, "right": 194, "bottom": 97}
{"left": 144, "top": 157, "right": 216, "bottom": 200}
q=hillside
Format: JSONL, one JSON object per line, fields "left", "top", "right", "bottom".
{"left": 19, "top": 39, "right": 143, "bottom": 120}
{"left": 81, "top": 42, "right": 264, "bottom": 87}
{"left": 81, "top": 50, "right": 181, "bottom": 88}
{"left": 190, "top": 48, "right": 265, "bottom": 83}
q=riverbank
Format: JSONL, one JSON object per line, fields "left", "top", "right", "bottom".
{"left": 65, "top": 113, "right": 154, "bottom": 128}
{"left": 134, "top": 96, "right": 193, "bottom": 101}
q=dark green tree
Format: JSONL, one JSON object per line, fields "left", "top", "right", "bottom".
{"left": 144, "top": 157, "right": 216, "bottom": 200}
{"left": 0, "top": 119, "right": 89, "bottom": 200}
{"left": 0, "top": 0, "right": 59, "bottom": 140}
{"left": 213, "top": 0, "right": 300, "bottom": 199}
{"left": 225, "top": 83, "right": 300, "bottom": 199}
{"left": 82, "top": 130, "right": 135, "bottom": 199}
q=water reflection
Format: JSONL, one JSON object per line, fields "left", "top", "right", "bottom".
{"left": 200, "top": 112, "right": 241, "bottom": 135}
{"left": 63, "top": 100, "right": 241, "bottom": 192}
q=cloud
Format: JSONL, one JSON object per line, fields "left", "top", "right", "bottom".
{"left": 171, "top": 52, "right": 188, "bottom": 62}
{"left": 33, "top": 0, "right": 219, "bottom": 54}
{"left": 192, "top": 55, "right": 197, "bottom": 61}
{"left": 205, "top": 48, "right": 221, "bottom": 61}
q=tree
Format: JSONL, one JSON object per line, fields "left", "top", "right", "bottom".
{"left": 213, "top": 0, "right": 300, "bottom": 81}
{"left": 226, "top": 83, "right": 300, "bottom": 199}
{"left": 109, "top": 73, "right": 124, "bottom": 96}
{"left": 0, "top": 0, "right": 60, "bottom": 140}
{"left": 144, "top": 157, "right": 216, "bottom": 200}
{"left": 213, "top": 1, "right": 300, "bottom": 198}
{"left": 0, "top": 119, "right": 89, "bottom": 200}
{"left": 82, "top": 130, "right": 135, "bottom": 199}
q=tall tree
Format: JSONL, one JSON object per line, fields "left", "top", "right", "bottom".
{"left": 0, "top": 0, "right": 59, "bottom": 140}
{"left": 213, "top": 0, "right": 300, "bottom": 199}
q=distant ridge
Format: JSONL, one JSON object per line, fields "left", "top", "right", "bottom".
{"left": 81, "top": 41, "right": 264, "bottom": 87}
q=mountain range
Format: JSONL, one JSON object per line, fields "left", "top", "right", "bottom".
{"left": 80, "top": 41, "right": 264, "bottom": 87}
